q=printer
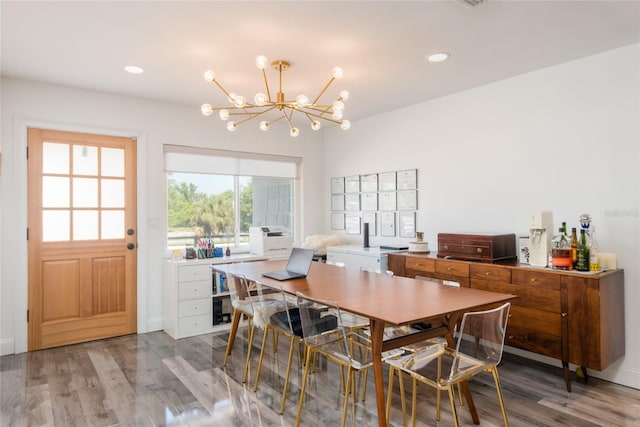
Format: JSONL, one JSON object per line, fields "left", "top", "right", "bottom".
{"left": 249, "top": 226, "right": 293, "bottom": 259}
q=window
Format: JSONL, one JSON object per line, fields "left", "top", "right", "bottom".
{"left": 164, "top": 146, "right": 299, "bottom": 250}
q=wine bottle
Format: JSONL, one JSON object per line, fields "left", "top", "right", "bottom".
{"left": 570, "top": 227, "right": 578, "bottom": 270}
{"left": 576, "top": 229, "right": 590, "bottom": 271}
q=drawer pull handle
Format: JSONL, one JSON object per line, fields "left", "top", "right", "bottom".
{"left": 508, "top": 335, "right": 514, "bottom": 340}
{"left": 562, "top": 312, "right": 568, "bottom": 317}
{"left": 476, "top": 248, "right": 482, "bottom": 253}
{"left": 508, "top": 314, "right": 513, "bottom": 318}
{"left": 447, "top": 267, "right": 452, "bottom": 271}
{"left": 193, "top": 307, "right": 198, "bottom": 310}
{"left": 485, "top": 272, "right": 490, "bottom": 276}
{"left": 530, "top": 278, "right": 536, "bottom": 283}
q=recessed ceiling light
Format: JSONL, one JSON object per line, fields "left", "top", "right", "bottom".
{"left": 427, "top": 53, "right": 450, "bottom": 63}
{"left": 124, "top": 65, "right": 144, "bottom": 74}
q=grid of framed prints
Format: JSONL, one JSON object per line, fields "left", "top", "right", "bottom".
{"left": 330, "top": 169, "right": 417, "bottom": 237}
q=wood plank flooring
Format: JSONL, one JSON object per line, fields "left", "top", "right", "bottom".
{"left": 2, "top": 329, "right": 639, "bottom": 426}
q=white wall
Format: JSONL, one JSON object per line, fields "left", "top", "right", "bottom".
{"left": 324, "top": 44, "right": 640, "bottom": 389}
{"left": 0, "top": 78, "right": 325, "bottom": 354}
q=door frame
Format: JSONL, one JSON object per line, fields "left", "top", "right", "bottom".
{"left": 11, "top": 118, "right": 148, "bottom": 354}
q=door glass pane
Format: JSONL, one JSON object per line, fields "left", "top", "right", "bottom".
{"left": 42, "top": 142, "right": 69, "bottom": 174}
{"left": 42, "top": 176, "right": 69, "bottom": 208}
{"left": 73, "top": 178, "right": 98, "bottom": 208}
{"left": 73, "top": 210, "right": 98, "bottom": 240}
{"left": 102, "top": 210, "right": 124, "bottom": 239}
{"left": 102, "top": 147, "right": 125, "bottom": 177}
{"left": 73, "top": 145, "right": 98, "bottom": 176}
{"left": 43, "top": 210, "right": 70, "bottom": 241}
{"left": 101, "top": 179, "right": 124, "bottom": 208}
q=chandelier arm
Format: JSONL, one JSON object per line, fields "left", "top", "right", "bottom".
{"left": 261, "top": 68, "right": 272, "bottom": 101}
{"left": 297, "top": 108, "right": 343, "bottom": 124}
{"left": 311, "top": 77, "right": 336, "bottom": 105}
{"left": 211, "top": 80, "right": 235, "bottom": 102}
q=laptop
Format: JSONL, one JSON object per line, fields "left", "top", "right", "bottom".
{"left": 262, "top": 247, "right": 315, "bottom": 281}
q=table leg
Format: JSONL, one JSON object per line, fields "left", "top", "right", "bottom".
{"left": 370, "top": 319, "right": 387, "bottom": 427}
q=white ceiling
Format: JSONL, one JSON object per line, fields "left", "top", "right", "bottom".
{"left": 2, "top": 1, "right": 639, "bottom": 126}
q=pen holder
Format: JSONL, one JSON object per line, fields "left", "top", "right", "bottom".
{"left": 206, "top": 248, "right": 214, "bottom": 258}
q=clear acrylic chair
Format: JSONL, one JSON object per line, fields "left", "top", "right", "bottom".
{"left": 294, "top": 291, "right": 402, "bottom": 427}
{"left": 251, "top": 283, "right": 302, "bottom": 414}
{"left": 223, "top": 272, "right": 258, "bottom": 383}
{"left": 385, "top": 302, "right": 511, "bottom": 427}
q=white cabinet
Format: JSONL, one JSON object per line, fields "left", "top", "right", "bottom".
{"left": 326, "top": 245, "right": 403, "bottom": 272}
{"left": 163, "top": 254, "right": 266, "bottom": 339}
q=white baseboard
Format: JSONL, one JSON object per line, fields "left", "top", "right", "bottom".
{"left": 0, "top": 337, "right": 15, "bottom": 356}
{"left": 146, "top": 317, "right": 163, "bottom": 333}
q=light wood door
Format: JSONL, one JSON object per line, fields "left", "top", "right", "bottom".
{"left": 27, "top": 128, "right": 137, "bottom": 351}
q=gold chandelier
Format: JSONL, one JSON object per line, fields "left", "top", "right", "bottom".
{"left": 201, "top": 55, "right": 350, "bottom": 137}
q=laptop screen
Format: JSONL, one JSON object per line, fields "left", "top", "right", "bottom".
{"left": 286, "top": 247, "right": 314, "bottom": 275}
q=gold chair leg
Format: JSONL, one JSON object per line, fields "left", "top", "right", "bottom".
{"left": 385, "top": 366, "right": 394, "bottom": 425}
{"left": 411, "top": 377, "right": 417, "bottom": 427}
{"left": 341, "top": 366, "right": 353, "bottom": 427}
{"left": 242, "top": 320, "right": 255, "bottom": 383}
{"left": 295, "top": 348, "right": 314, "bottom": 427}
{"left": 436, "top": 356, "right": 442, "bottom": 421}
{"left": 279, "top": 335, "right": 296, "bottom": 414}
{"left": 253, "top": 325, "right": 270, "bottom": 392}
{"left": 448, "top": 385, "right": 460, "bottom": 427}
{"left": 492, "top": 368, "right": 510, "bottom": 427}
{"left": 398, "top": 370, "right": 407, "bottom": 427}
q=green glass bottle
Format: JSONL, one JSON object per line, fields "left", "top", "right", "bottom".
{"left": 576, "top": 229, "right": 590, "bottom": 271}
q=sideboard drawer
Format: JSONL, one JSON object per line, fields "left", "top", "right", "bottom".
{"left": 470, "top": 264, "right": 511, "bottom": 282}
{"left": 405, "top": 256, "right": 435, "bottom": 274}
{"left": 512, "top": 269, "right": 561, "bottom": 290}
{"left": 178, "top": 313, "right": 213, "bottom": 336}
{"left": 435, "top": 260, "right": 469, "bottom": 277}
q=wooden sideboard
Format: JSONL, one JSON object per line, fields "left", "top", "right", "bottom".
{"left": 388, "top": 252, "right": 625, "bottom": 391}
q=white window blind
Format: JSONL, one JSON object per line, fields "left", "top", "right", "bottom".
{"left": 164, "top": 145, "right": 299, "bottom": 178}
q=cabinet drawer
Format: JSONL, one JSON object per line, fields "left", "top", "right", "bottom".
{"left": 469, "top": 264, "right": 511, "bottom": 282}
{"left": 511, "top": 269, "right": 561, "bottom": 290}
{"left": 178, "top": 264, "right": 212, "bottom": 282}
{"left": 178, "top": 280, "right": 212, "bottom": 299}
{"left": 471, "top": 278, "right": 560, "bottom": 312}
{"left": 505, "top": 325, "right": 562, "bottom": 359}
{"left": 179, "top": 313, "right": 213, "bottom": 336}
{"left": 405, "top": 257, "right": 435, "bottom": 274}
{"left": 435, "top": 260, "right": 469, "bottom": 277}
{"left": 179, "top": 298, "right": 212, "bottom": 317}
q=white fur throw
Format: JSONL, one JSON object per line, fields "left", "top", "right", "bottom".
{"left": 302, "top": 234, "right": 347, "bottom": 255}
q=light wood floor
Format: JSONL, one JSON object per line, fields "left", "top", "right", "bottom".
{"left": 2, "top": 329, "right": 639, "bottom": 426}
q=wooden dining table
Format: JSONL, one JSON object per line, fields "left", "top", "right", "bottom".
{"left": 214, "top": 259, "right": 516, "bottom": 427}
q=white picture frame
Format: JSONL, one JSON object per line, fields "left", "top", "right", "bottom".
{"left": 361, "top": 192, "right": 378, "bottom": 211}
{"left": 331, "top": 194, "right": 345, "bottom": 211}
{"left": 360, "top": 173, "right": 378, "bottom": 192}
{"left": 378, "top": 171, "right": 396, "bottom": 192}
{"left": 379, "top": 191, "right": 396, "bottom": 211}
{"left": 345, "top": 215, "right": 361, "bottom": 234}
{"left": 397, "top": 169, "right": 417, "bottom": 190}
{"left": 345, "top": 193, "right": 360, "bottom": 211}
{"left": 331, "top": 177, "right": 345, "bottom": 194}
{"left": 345, "top": 175, "right": 360, "bottom": 193}
{"left": 380, "top": 212, "right": 396, "bottom": 237}
{"left": 362, "top": 212, "right": 377, "bottom": 236}
{"left": 399, "top": 211, "right": 416, "bottom": 238}
{"left": 331, "top": 213, "right": 345, "bottom": 230}
{"left": 397, "top": 190, "right": 417, "bottom": 211}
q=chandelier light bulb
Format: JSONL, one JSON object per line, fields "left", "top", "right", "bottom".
{"left": 203, "top": 70, "right": 216, "bottom": 82}
{"left": 332, "top": 100, "right": 345, "bottom": 111}
{"left": 255, "top": 93, "right": 267, "bottom": 106}
{"left": 234, "top": 95, "right": 246, "bottom": 108}
{"left": 259, "top": 121, "right": 270, "bottom": 131}
{"left": 201, "top": 104, "right": 213, "bottom": 116}
{"left": 227, "top": 121, "right": 237, "bottom": 131}
{"left": 219, "top": 109, "right": 229, "bottom": 120}
{"left": 332, "top": 111, "right": 343, "bottom": 120}
{"left": 311, "top": 120, "right": 321, "bottom": 130}
{"left": 332, "top": 67, "right": 344, "bottom": 79}
{"left": 296, "top": 94, "right": 310, "bottom": 107}
{"left": 256, "top": 55, "right": 269, "bottom": 70}
{"left": 339, "top": 90, "right": 350, "bottom": 101}
{"left": 290, "top": 127, "right": 300, "bottom": 137}
{"left": 340, "top": 120, "right": 351, "bottom": 130}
